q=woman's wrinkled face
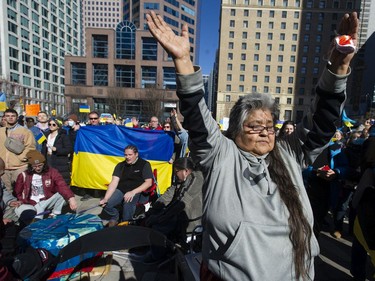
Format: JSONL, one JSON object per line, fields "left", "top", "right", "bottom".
{"left": 235, "top": 109, "right": 275, "bottom": 157}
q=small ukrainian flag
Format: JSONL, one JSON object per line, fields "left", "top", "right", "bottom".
{"left": 79, "top": 105, "right": 90, "bottom": 113}
{"left": 36, "top": 132, "right": 46, "bottom": 144}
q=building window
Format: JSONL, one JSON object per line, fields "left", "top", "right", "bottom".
{"left": 225, "top": 95, "right": 231, "bottom": 102}
{"left": 93, "top": 64, "right": 108, "bottom": 86}
{"left": 226, "top": 85, "right": 231, "bottom": 91}
{"left": 256, "top": 21, "right": 261, "bottom": 28}
{"left": 264, "top": 86, "right": 269, "bottom": 93}
{"left": 116, "top": 21, "right": 136, "bottom": 59}
{"left": 242, "top": 43, "right": 247, "bottom": 50}
{"left": 230, "top": 9, "right": 236, "bottom": 16}
{"left": 265, "top": 65, "right": 270, "bottom": 72}
{"left": 256, "top": 32, "right": 261, "bottom": 39}
{"left": 277, "top": 66, "right": 283, "bottom": 72}
{"left": 254, "top": 54, "right": 259, "bottom": 61}
{"left": 252, "top": 75, "right": 258, "bottom": 82}
{"left": 269, "top": 10, "right": 275, "bottom": 17}
{"left": 244, "top": 9, "right": 249, "bottom": 16}
{"left": 257, "top": 10, "right": 262, "bottom": 16}
{"left": 142, "top": 37, "right": 158, "bottom": 60}
{"left": 268, "top": 33, "right": 273, "bottom": 40}
{"left": 252, "top": 86, "right": 257, "bottom": 92}
{"left": 280, "top": 33, "right": 285, "bottom": 40}
{"left": 287, "top": 98, "right": 292, "bottom": 104}
{"left": 71, "top": 63, "right": 86, "bottom": 85}
{"left": 317, "top": 23, "right": 323, "bottom": 32}
{"left": 240, "top": 64, "right": 246, "bottom": 71}
{"left": 92, "top": 34, "right": 108, "bottom": 58}
{"left": 163, "top": 67, "right": 176, "bottom": 89}
{"left": 242, "top": 32, "right": 247, "bottom": 39}
{"left": 243, "top": 21, "right": 249, "bottom": 28}
{"left": 279, "top": 44, "right": 284, "bottom": 51}
{"left": 264, "top": 76, "right": 270, "bottom": 83}
{"left": 229, "top": 42, "right": 234, "bottom": 49}
{"left": 269, "top": 22, "right": 274, "bottom": 29}
{"left": 228, "top": 53, "right": 233, "bottom": 60}
{"left": 276, "top": 76, "right": 282, "bottom": 83}
{"left": 289, "top": 66, "right": 295, "bottom": 73}
{"left": 241, "top": 54, "right": 246, "bottom": 60}
{"left": 239, "top": 85, "right": 244, "bottom": 92}
{"left": 282, "top": 11, "right": 287, "bottom": 18}
{"left": 266, "top": 55, "right": 271, "bottom": 61}
{"left": 227, "top": 74, "right": 232, "bottom": 81}
{"left": 115, "top": 65, "right": 135, "bottom": 87}
{"left": 141, "top": 66, "right": 157, "bottom": 88}
{"left": 227, "top": 63, "right": 233, "bottom": 70}
{"left": 229, "top": 31, "right": 235, "bottom": 38}
{"left": 255, "top": 43, "right": 260, "bottom": 50}
{"left": 276, "top": 87, "right": 281, "bottom": 93}
{"left": 319, "top": 0, "right": 326, "bottom": 8}
{"left": 281, "top": 22, "right": 286, "bottom": 29}
{"left": 230, "top": 20, "right": 235, "bottom": 27}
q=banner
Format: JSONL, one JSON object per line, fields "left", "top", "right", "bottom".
{"left": 71, "top": 126, "right": 174, "bottom": 193}
{"left": 25, "top": 104, "right": 41, "bottom": 116}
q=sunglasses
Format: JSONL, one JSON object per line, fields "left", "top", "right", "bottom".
{"left": 89, "top": 118, "right": 98, "bottom": 120}
{"left": 48, "top": 123, "right": 57, "bottom": 127}
{"left": 164, "top": 126, "right": 170, "bottom": 128}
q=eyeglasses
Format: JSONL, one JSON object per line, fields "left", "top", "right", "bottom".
{"left": 48, "top": 123, "right": 57, "bottom": 127}
{"left": 32, "top": 163, "right": 44, "bottom": 169}
{"left": 151, "top": 120, "right": 158, "bottom": 123}
{"left": 89, "top": 117, "right": 98, "bottom": 120}
{"left": 244, "top": 124, "right": 275, "bottom": 134}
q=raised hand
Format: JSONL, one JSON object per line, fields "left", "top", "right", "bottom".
{"left": 329, "top": 12, "right": 359, "bottom": 75}
{"left": 146, "top": 11, "right": 194, "bottom": 74}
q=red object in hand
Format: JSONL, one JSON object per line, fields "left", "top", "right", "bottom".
{"left": 321, "top": 165, "right": 330, "bottom": 171}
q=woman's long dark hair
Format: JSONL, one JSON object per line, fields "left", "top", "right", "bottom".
{"left": 269, "top": 145, "right": 312, "bottom": 280}
{"left": 228, "top": 93, "right": 312, "bottom": 280}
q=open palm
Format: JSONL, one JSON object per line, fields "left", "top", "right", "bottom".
{"left": 146, "top": 11, "right": 191, "bottom": 61}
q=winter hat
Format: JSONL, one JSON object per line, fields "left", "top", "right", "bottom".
{"left": 67, "top": 114, "right": 78, "bottom": 123}
{"left": 26, "top": 150, "right": 46, "bottom": 165}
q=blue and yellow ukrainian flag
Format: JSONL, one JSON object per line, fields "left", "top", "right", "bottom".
{"left": 36, "top": 132, "right": 46, "bottom": 144}
{"left": 71, "top": 126, "right": 174, "bottom": 193}
{"left": 342, "top": 109, "right": 356, "bottom": 128}
{"left": 79, "top": 105, "right": 90, "bottom": 113}
{"left": 124, "top": 118, "right": 133, "bottom": 127}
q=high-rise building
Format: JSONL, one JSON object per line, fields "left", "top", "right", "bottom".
{"left": 64, "top": 0, "right": 200, "bottom": 121}
{"left": 216, "top": 0, "right": 362, "bottom": 122}
{"left": 0, "top": 0, "right": 82, "bottom": 115}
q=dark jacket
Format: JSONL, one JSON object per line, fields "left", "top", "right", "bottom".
{"left": 14, "top": 167, "right": 74, "bottom": 205}
{"left": 41, "top": 129, "right": 73, "bottom": 185}
{"left": 146, "top": 170, "right": 204, "bottom": 235}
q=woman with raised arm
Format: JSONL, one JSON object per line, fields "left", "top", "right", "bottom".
{"left": 147, "top": 11, "right": 358, "bottom": 281}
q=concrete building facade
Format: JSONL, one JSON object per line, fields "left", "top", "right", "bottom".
{"left": 216, "top": 0, "right": 362, "bottom": 122}
{"left": 64, "top": 0, "right": 200, "bottom": 121}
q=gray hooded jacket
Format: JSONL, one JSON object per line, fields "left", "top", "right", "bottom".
{"left": 175, "top": 66, "right": 348, "bottom": 280}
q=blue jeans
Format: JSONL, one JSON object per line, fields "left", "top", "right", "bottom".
{"left": 102, "top": 189, "right": 142, "bottom": 222}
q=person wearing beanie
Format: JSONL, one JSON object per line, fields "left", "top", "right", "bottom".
{"left": 13, "top": 150, "right": 77, "bottom": 221}
{"left": 41, "top": 118, "right": 73, "bottom": 185}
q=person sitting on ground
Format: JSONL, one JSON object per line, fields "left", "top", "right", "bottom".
{"left": 0, "top": 157, "right": 22, "bottom": 225}
{"left": 99, "top": 145, "right": 153, "bottom": 226}
{"left": 143, "top": 157, "right": 203, "bottom": 262}
{"left": 14, "top": 150, "right": 77, "bottom": 221}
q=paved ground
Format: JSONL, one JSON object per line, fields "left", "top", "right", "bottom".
{"left": 62, "top": 193, "right": 375, "bottom": 280}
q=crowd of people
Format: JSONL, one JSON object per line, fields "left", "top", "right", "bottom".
{"left": 0, "top": 10, "right": 374, "bottom": 281}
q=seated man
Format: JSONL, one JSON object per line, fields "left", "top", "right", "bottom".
{"left": 143, "top": 157, "right": 204, "bottom": 262}
{"left": 14, "top": 150, "right": 77, "bottom": 220}
{"left": 99, "top": 145, "right": 153, "bottom": 226}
